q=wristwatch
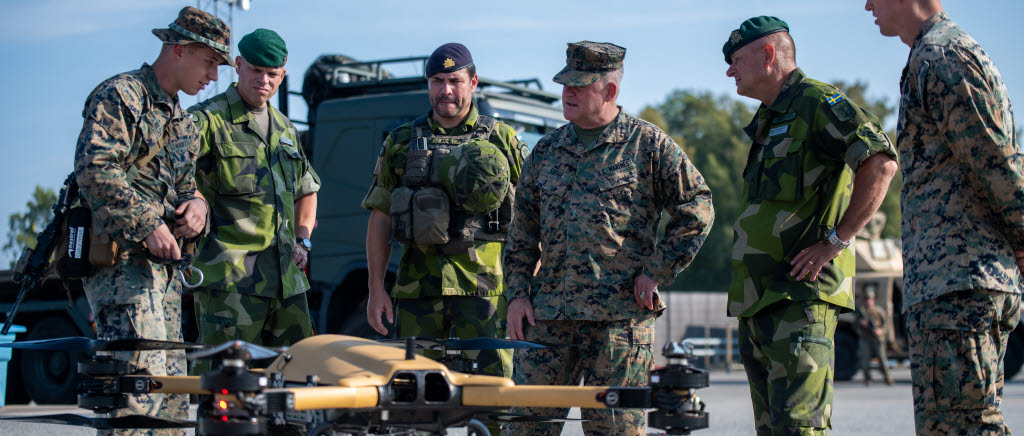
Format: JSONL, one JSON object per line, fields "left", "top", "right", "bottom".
{"left": 826, "top": 228, "right": 851, "bottom": 250}
{"left": 297, "top": 237, "right": 312, "bottom": 252}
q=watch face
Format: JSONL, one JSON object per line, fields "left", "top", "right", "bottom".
{"left": 298, "top": 238, "right": 312, "bottom": 250}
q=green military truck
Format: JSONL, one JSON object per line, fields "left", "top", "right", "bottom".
{"left": 0, "top": 54, "right": 565, "bottom": 404}
{"left": 832, "top": 214, "right": 1024, "bottom": 382}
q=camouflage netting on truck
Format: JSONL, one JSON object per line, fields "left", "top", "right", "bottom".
{"left": 302, "top": 54, "right": 393, "bottom": 112}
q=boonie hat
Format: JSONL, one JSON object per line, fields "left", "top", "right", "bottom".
{"left": 152, "top": 6, "right": 234, "bottom": 66}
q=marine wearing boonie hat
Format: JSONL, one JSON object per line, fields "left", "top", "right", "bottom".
{"left": 425, "top": 43, "right": 474, "bottom": 78}
{"left": 152, "top": 6, "right": 234, "bottom": 67}
{"left": 238, "top": 28, "right": 288, "bottom": 68}
{"left": 722, "top": 15, "right": 789, "bottom": 64}
{"left": 553, "top": 41, "right": 625, "bottom": 87}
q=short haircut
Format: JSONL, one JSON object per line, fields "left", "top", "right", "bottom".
{"left": 761, "top": 32, "right": 796, "bottom": 70}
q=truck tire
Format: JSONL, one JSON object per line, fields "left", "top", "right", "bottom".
{"left": 21, "top": 315, "right": 85, "bottom": 404}
{"left": 833, "top": 325, "right": 860, "bottom": 382}
{"left": 1006, "top": 325, "right": 1023, "bottom": 381}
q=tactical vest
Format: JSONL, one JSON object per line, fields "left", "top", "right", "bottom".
{"left": 389, "top": 114, "right": 514, "bottom": 255}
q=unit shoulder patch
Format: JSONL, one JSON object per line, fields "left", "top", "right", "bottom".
{"left": 827, "top": 93, "right": 856, "bottom": 122}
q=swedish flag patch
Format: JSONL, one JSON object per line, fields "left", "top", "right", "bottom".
{"left": 827, "top": 93, "right": 845, "bottom": 106}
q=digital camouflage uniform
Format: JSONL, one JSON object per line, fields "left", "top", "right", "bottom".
{"left": 898, "top": 12, "right": 1024, "bottom": 435}
{"left": 189, "top": 83, "right": 320, "bottom": 375}
{"left": 502, "top": 109, "right": 714, "bottom": 436}
{"left": 361, "top": 104, "right": 527, "bottom": 378}
{"left": 727, "top": 68, "right": 896, "bottom": 435}
{"left": 74, "top": 64, "right": 197, "bottom": 436}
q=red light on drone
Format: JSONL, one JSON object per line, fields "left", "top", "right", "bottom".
{"left": 221, "top": 415, "right": 229, "bottom": 422}
{"left": 219, "top": 400, "right": 229, "bottom": 410}
{"left": 221, "top": 389, "right": 229, "bottom": 395}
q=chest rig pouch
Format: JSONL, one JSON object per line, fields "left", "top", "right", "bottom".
{"left": 390, "top": 115, "right": 514, "bottom": 253}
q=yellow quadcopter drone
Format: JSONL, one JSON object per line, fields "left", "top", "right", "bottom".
{"left": 0, "top": 334, "right": 710, "bottom": 435}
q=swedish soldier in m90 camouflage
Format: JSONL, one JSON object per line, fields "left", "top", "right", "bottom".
{"left": 362, "top": 44, "right": 526, "bottom": 404}
{"left": 502, "top": 41, "right": 714, "bottom": 436}
{"left": 723, "top": 16, "right": 898, "bottom": 436}
{"left": 188, "top": 28, "right": 319, "bottom": 376}
{"left": 866, "top": 1, "right": 1023, "bottom": 434}
{"left": 73, "top": 6, "right": 230, "bottom": 436}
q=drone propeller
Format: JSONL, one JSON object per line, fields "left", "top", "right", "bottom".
{"left": 186, "top": 339, "right": 281, "bottom": 361}
{"left": 0, "top": 336, "right": 205, "bottom": 352}
{"left": 381, "top": 337, "right": 547, "bottom": 351}
{"left": 0, "top": 414, "right": 197, "bottom": 430}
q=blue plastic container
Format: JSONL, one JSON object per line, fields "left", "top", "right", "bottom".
{"left": 0, "top": 324, "right": 27, "bottom": 407}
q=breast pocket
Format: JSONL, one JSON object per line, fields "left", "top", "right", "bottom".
{"left": 278, "top": 146, "right": 303, "bottom": 193}
{"left": 215, "top": 140, "right": 260, "bottom": 195}
{"left": 596, "top": 168, "right": 638, "bottom": 231}
{"left": 752, "top": 135, "right": 804, "bottom": 202}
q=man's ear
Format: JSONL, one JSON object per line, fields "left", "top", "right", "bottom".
{"left": 604, "top": 81, "right": 618, "bottom": 102}
{"left": 172, "top": 44, "right": 185, "bottom": 59}
{"left": 763, "top": 43, "right": 776, "bottom": 69}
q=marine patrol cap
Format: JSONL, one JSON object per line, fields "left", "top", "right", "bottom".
{"left": 553, "top": 41, "right": 625, "bottom": 87}
{"left": 723, "top": 16, "right": 789, "bottom": 64}
{"left": 238, "top": 28, "right": 288, "bottom": 68}
{"left": 152, "top": 6, "right": 234, "bottom": 67}
{"left": 425, "top": 43, "right": 474, "bottom": 78}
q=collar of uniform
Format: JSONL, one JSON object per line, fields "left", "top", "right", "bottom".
{"left": 557, "top": 106, "right": 626, "bottom": 151}
{"left": 912, "top": 11, "right": 949, "bottom": 52}
{"left": 138, "top": 63, "right": 181, "bottom": 117}
{"left": 225, "top": 83, "right": 258, "bottom": 125}
{"left": 766, "top": 68, "right": 805, "bottom": 114}
{"left": 427, "top": 104, "right": 480, "bottom": 136}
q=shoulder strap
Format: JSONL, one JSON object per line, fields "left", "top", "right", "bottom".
{"left": 124, "top": 96, "right": 168, "bottom": 184}
{"left": 472, "top": 115, "right": 497, "bottom": 140}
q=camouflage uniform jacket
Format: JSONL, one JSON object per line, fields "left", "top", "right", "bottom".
{"left": 189, "top": 84, "right": 321, "bottom": 299}
{"left": 361, "top": 105, "right": 527, "bottom": 298}
{"left": 74, "top": 63, "right": 200, "bottom": 250}
{"left": 727, "top": 69, "right": 897, "bottom": 318}
{"left": 504, "top": 110, "right": 714, "bottom": 321}
{"left": 898, "top": 12, "right": 1023, "bottom": 310}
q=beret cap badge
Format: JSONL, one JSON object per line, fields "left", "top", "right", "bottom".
{"left": 443, "top": 58, "right": 456, "bottom": 69}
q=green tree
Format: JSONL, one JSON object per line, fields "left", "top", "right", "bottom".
{"left": 4, "top": 186, "right": 57, "bottom": 268}
{"left": 640, "top": 90, "right": 754, "bottom": 291}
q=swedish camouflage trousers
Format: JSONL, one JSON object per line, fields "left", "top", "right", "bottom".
{"left": 501, "top": 316, "right": 656, "bottom": 436}
{"left": 190, "top": 289, "right": 313, "bottom": 375}
{"left": 738, "top": 299, "right": 838, "bottom": 436}
{"left": 83, "top": 259, "right": 188, "bottom": 436}
{"left": 907, "top": 289, "right": 1021, "bottom": 436}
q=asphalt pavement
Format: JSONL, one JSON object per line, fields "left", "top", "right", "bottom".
{"left": 1, "top": 366, "right": 1022, "bottom": 435}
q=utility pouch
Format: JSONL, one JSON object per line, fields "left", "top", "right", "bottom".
{"left": 411, "top": 187, "right": 450, "bottom": 246}
{"left": 429, "top": 147, "right": 450, "bottom": 185}
{"left": 403, "top": 138, "right": 431, "bottom": 186}
{"left": 88, "top": 213, "right": 118, "bottom": 267}
{"left": 390, "top": 187, "right": 416, "bottom": 245}
{"left": 54, "top": 206, "right": 92, "bottom": 279}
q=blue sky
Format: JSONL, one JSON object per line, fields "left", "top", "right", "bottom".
{"left": 1, "top": 0, "right": 1021, "bottom": 264}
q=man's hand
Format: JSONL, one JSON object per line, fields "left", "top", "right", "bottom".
{"left": 507, "top": 298, "right": 535, "bottom": 341}
{"left": 146, "top": 223, "right": 181, "bottom": 260}
{"left": 367, "top": 284, "right": 393, "bottom": 335}
{"left": 790, "top": 241, "right": 842, "bottom": 281}
{"left": 634, "top": 273, "right": 658, "bottom": 310}
{"left": 1015, "top": 250, "right": 1024, "bottom": 275}
{"left": 293, "top": 243, "right": 309, "bottom": 269}
{"left": 173, "top": 198, "right": 207, "bottom": 238}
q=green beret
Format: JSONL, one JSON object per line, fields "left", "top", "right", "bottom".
{"left": 238, "top": 28, "right": 288, "bottom": 68}
{"left": 723, "top": 16, "right": 789, "bottom": 64}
